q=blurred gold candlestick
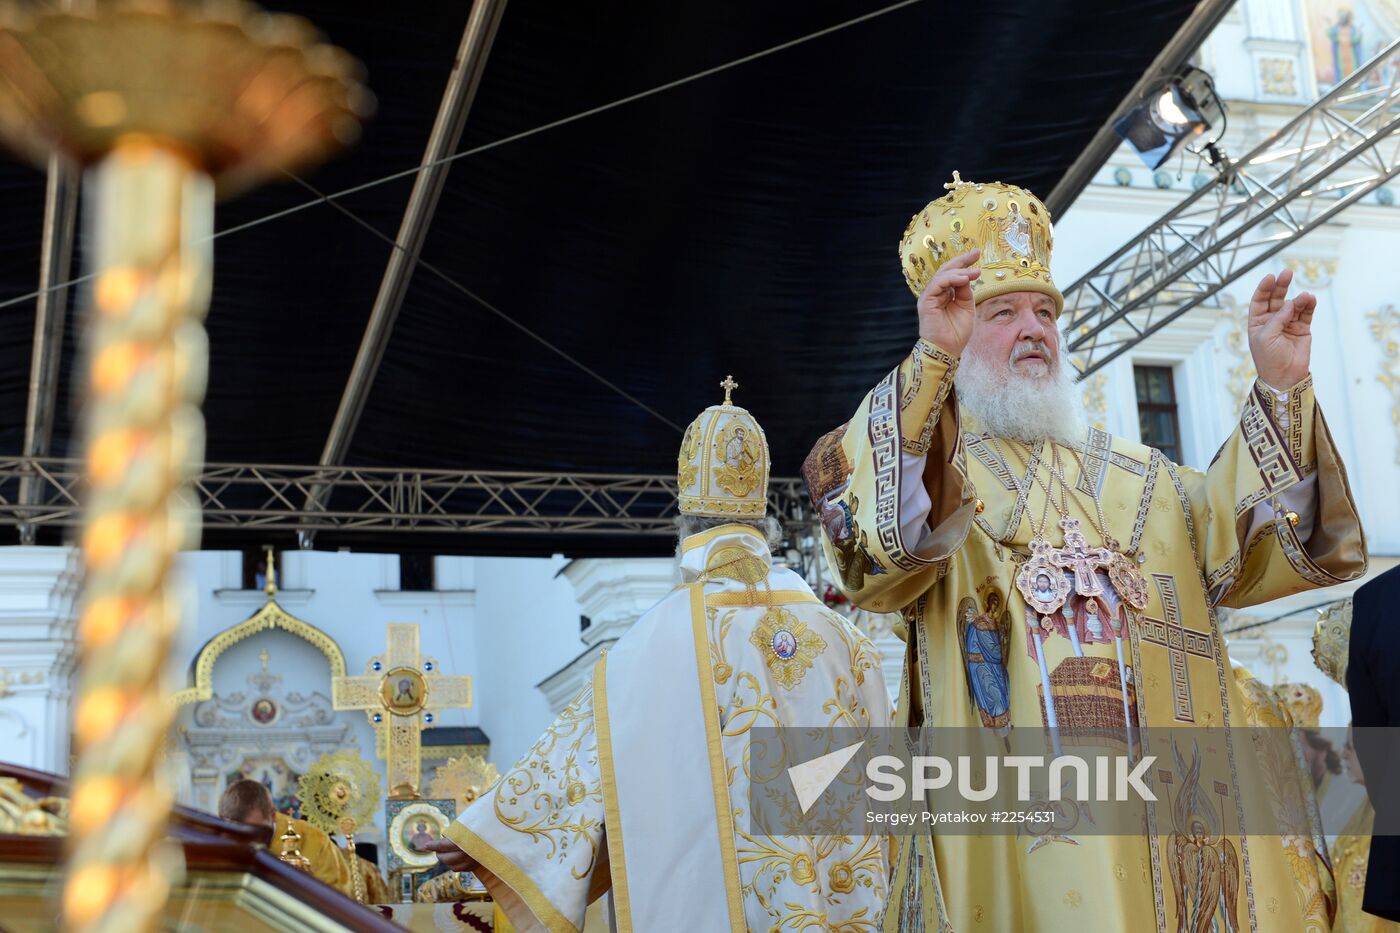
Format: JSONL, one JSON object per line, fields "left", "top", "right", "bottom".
{"left": 66, "top": 134, "right": 211, "bottom": 933}
{"left": 0, "top": 3, "right": 370, "bottom": 931}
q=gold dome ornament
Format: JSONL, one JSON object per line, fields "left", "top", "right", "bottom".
{"left": 899, "top": 170, "right": 1061, "bottom": 313}
{"left": 677, "top": 375, "right": 771, "bottom": 518}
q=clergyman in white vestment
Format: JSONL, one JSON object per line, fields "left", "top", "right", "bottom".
{"left": 430, "top": 379, "right": 895, "bottom": 932}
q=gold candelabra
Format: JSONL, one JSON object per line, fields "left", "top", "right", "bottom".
{"left": 0, "top": 3, "right": 369, "bottom": 930}
{"left": 298, "top": 750, "right": 380, "bottom": 905}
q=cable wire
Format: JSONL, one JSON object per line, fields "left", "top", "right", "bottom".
{"left": 0, "top": 0, "right": 925, "bottom": 315}
{"left": 286, "top": 171, "right": 686, "bottom": 431}
{"left": 1223, "top": 598, "right": 1338, "bottom": 637}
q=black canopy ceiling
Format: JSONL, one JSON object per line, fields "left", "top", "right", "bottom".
{"left": 0, "top": 0, "right": 1202, "bottom": 555}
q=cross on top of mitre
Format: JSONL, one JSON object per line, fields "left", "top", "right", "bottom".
{"left": 720, "top": 374, "right": 738, "bottom": 406}
{"left": 331, "top": 623, "right": 472, "bottom": 798}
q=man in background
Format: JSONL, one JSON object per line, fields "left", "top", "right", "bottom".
{"left": 217, "top": 779, "right": 354, "bottom": 896}
{"left": 1349, "top": 565, "right": 1400, "bottom": 922}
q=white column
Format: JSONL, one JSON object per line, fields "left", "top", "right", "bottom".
{"left": 0, "top": 545, "right": 81, "bottom": 773}
{"left": 538, "top": 558, "right": 674, "bottom": 712}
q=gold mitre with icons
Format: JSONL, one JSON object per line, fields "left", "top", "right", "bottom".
{"left": 677, "top": 375, "right": 770, "bottom": 518}
{"left": 1312, "top": 597, "right": 1353, "bottom": 688}
{"left": 1271, "top": 681, "right": 1324, "bottom": 729}
{"left": 898, "top": 170, "right": 1061, "bottom": 313}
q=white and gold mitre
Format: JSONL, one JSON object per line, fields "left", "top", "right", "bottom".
{"left": 898, "top": 170, "right": 1061, "bottom": 313}
{"left": 677, "top": 375, "right": 770, "bottom": 518}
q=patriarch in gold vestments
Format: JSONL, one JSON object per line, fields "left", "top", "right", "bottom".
{"left": 802, "top": 173, "right": 1367, "bottom": 932}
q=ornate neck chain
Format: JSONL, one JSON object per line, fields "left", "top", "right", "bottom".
{"left": 995, "top": 439, "right": 1096, "bottom": 541}
{"left": 986, "top": 436, "right": 1050, "bottom": 543}
{"left": 990, "top": 436, "right": 1153, "bottom": 617}
{"left": 1062, "top": 446, "right": 1121, "bottom": 552}
{"left": 1039, "top": 444, "right": 1114, "bottom": 547}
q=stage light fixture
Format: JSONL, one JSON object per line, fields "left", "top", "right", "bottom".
{"left": 1114, "top": 66, "right": 1226, "bottom": 170}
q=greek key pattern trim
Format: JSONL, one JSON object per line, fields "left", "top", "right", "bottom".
{"left": 913, "top": 338, "right": 958, "bottom": 369}
{"left": 1239, "top": 521, "right": 1339, "bottom": 588}
{"left": 899, "top": 347, "right": 924, "bottom": 409}
{"left": 900, "top": 341, "right": 958, "bottom": 457}
{"left": 1205, "top": 552, "right": 1240, "bottom": 596}
{"left": 1254, "top": 375, "right": 1312, "bottom": 469}
{"left": 962, "top": 435, "right": 1018, "bottom": 491}
{"left": 1242, "top": 388, "right": 1302, "bottom": 494}
{"left": 1108, "top": 451, "right": 1147, "bottom": 476}
{"left": 1077, "top": 427, "right": 1112, "bottom": 498}
{"left": 1286, "top": 378, "right": 1310, "bottom": 472}
{"left": 870, "top": 369, "right": 934, "bottom": 571}
{"left": 1129, "top": 450, "right": 1163, "bottom": 557}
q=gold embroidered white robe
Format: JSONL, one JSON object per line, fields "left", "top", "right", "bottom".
{"left": 446, "top": 524, "right": 895, "bottom": 932}
{"left": 802, "top": 339, "right": 1367, "bottom": 933}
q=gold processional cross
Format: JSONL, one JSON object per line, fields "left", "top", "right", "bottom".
{"left": 331, "top": 623, "right": 472, "bottom": 797}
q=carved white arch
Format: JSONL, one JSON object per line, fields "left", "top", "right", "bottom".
{"left": 170, "top": 596, "right": 346, "bottom": 708}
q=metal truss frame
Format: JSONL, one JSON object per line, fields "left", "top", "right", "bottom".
{"left": 1062, "top": 35, "right": 1400, "bottom": 377}
{"left": 0, "top": 458, "right": 813, "bottom": 540}
{"left": 304, "top": 0, "right": 507, "bottom": 549}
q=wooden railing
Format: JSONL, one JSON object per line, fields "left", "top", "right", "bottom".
{"left": 0, "top": 762, "right": 403, "bottom": 932}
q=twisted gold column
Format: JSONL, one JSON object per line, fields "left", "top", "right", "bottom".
{"left": 0, "top": 6, "right": 369, "bottom": 929}
{"left": 65, "top": 136, "right": 212, "bottom": 933}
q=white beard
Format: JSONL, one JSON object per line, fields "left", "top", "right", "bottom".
{"left": 955, "top": 345, "right": 1086, "bottom": 446}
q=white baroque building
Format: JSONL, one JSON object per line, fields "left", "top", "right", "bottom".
{"left": 0, "top": 0, "right": 1396, "bottom": 827}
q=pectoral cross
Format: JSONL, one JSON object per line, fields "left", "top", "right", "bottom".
{"left": 332, "top": 624, "right": 472, "bottom": 797}
{"left": 720, "top": 374, "right": 738, "bottom": 406}
{"left": 1050, "top": 517, "right": 1113, "bottom": 598}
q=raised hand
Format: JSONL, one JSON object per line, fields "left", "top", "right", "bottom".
{"left": 1247, "top": 267, "right": 1315, "bottom": 390}
{"left": 917, "top": 248, "right": 981, "bottom": 357}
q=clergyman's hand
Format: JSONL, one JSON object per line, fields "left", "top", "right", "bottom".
{"left": 916, "top": 248, "right": 981, "bottom": 358}
{"left": 421, "top": 837, "right": 479, "bottom": 873}
{"left": 1247, "top": 267, "right": 1314, "bottom": 390}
